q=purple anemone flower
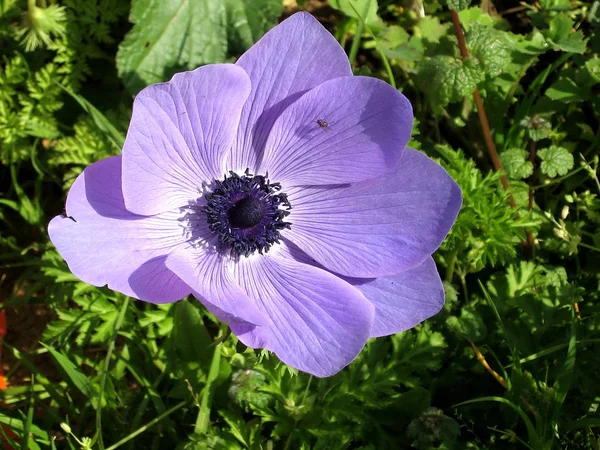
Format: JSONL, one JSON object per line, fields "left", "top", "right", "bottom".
{"left": 49, "top": 12, "right": 461, "bottom": 377}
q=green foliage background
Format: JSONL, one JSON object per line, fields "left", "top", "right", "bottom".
{"left": 1, "top": 0, "right": 599, "bottom": 449}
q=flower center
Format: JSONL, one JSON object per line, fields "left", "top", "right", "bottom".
{"left": 228, "top": 196, "right": 265, "bottom": 229}
{"left": 203, "top": 171, "right": 291, "bottom": 256}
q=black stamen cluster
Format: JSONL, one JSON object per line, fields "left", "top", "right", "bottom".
{"left": 203, "top": 170, "right": 292, "bottom": 256}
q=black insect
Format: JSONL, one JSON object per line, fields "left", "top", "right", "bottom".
{"left": 316, "top": 119, "right": 328, "bottom": 128}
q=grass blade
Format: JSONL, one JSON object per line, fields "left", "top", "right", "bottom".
{"left": 550, "top": 307, "right": 577, "bottom": 429}
{"left": 41, "top": 343, "right": 96, "bottom": 401}
{"left": 455, "top": 396, "right": 541, "bottom": 449}
{"left": 55, "top": 83, "right": 125, "bottom": 150}
{"left": 195, "top": 342, "right": 222, "bottom": 435}
{"left": 20, "top": 375, "right": 34, "bottom": 450}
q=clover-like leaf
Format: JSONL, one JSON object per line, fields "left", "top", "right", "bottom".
{"left": 538, "top": 145, "right": 574, "bottom": 177}
{"left": 418, "top": 55, "right": 483, "bottom": 106}
{"left": 501, "top": 148, "right": 533, "bottom": 179}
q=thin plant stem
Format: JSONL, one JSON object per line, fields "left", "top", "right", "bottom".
{"left": 95, "top": 297, "right": 130, "bottom": 449}
{"left": 468, "top": 338, "right": 507, "bottom": 389}
{"left": 449, "top": 9, "right": 517, "bottom": 210}
{"left": 301, "top": 375, "right": 313, "bottom": 403}
{"left": 460, "top": 274, "right": 468, "bottom": 302}
{"left": 531, "top": 166, "right": 586, "bottom": 189}
{"left": 445, "top": 249, "right": 458, "bottom": 283}
{"left": 467, "top": 338, "right": 537, "bottom": 416}
{"left": 105, "top": 401, "right": 187, "bottom": 450}
{"left": 345, "top": 0, "right": 396, "bottom": 88}
{"left": 348, "top": 0, "right": 372, "bottom": 69}
{"left": 527, "top": 140, "right": 536, "bottom": 256}
{"left": 284, "top": 375, "right": 314, "bottom": 450}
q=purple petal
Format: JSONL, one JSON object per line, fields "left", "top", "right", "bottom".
{"left": 48, "top": 156, "right": 191, "bottom": 303}
{"left": 229, "top": 12, "right": 352, "bottom": 173}
{"left": 165, "top": 245, "right": 271, "bottom": 326}
{"left": 122, "top": 64, "right": 251, "bottom": 216}
{"left": 348, "top": 257, "right": 445, "bottom": 338}
{"left": 259, "top": 76, "right": 412, "bottom": 185}
{"left": 285, "top": 148, "right": 462, "bottom": 277}
{"left": 229, "top": 244, "right": 374, "bottom": 377}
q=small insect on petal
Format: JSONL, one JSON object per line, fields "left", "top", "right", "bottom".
{"left": 316, "top": 119, "right": 328, "bottom": 128}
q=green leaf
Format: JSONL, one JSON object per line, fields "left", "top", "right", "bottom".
{"left": 446, "top": 0, "right": 470, "bottom": 11}
{"left": 377, "top": 25, "right": 423, "bottom": 62}
{"left": 467, "top": 23, "right": 512, "bottom": 78}
{"left": 56, "top": 83, "right": 125, "bottom": 150}
{"left": 41, "top": 343, "right": 98, "bottom": 403}
{"left": 416, "top": 16, "right": 448, "bottom": 43}
{"left": 407, "top": 407, "right": 460, "bottom": 449}
{"left": 329, "top": 0, "right": 383, "bottom": 28}
{"left": 458, "top": 6, "right": 498, "bottom": 31}
{"left": 172, "top": 300, "right": 214, "bottom": 369}
{"left": 520, "top": 115, "right": 551, "bottom": 141}
{"left": 418, "top": 56, "right": 483, "bottom": 106}
{"left": 543, "top": 14, "right": 586, "bottom": 53}
{"left": 446, "top": 308, "right": 488, "bottom": 341}
{"left": 20, "top": 376, "right": 35, "bottom": 450}
{"left": 116, "top": 0, "right": 282, "bottom": 94}
{"left": 225, "top": 0, "right": 284, "bottom": 52}
{"left": 500, "top": 148, "right": 533, "bottom": 179}
{"left": 538, "top": 145, "right": 574, "bottom": 177}
{"left": 546, "top": 77, "right": 587, "bottom": 102}
{"left": 550, "top": 309, "right": 577, "bottom": 424}
{"left": 0, "top": 413, "right": 49, "bottom": 444}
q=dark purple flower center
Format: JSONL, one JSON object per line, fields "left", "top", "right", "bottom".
{"left": 228, "top": 196, "right": 265, "bottom": 229}
{"left": 203, "top": 171, "right": 291, "bottom": 257}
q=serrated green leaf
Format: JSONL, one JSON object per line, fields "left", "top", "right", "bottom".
{"left": 416, "top": 16, "right": 448, "bottom": 43}
{"left": 520, "top": 115, "right": 552, "bottom": 141}
{"left": 583, "top": 56, "right": 600, "bottom": 84}
{"left": 116, "top": 0, "right": 281, "bottom": 94}
{"left": 458, "top": 6, "right": 498, "bottom": 31}
{"left": 378, "top": 25, "right": 423, "bottom": 62}
{"left": 538, "top": 145, "right": 574, "bottom": 177}
{"left": 467, "top": 23, "right": 512, "bottom": 78}
{"left": 500, "top": 149, "right": 533, "bottom": 179}
{"left": 446, "top": 308, "right": 487, "bottom": 341}
{"left": 446, "top": 0, "right": 470, "bottom": 11}
{"left": 381, "top": 25, "right": 409, "bottom": 47}
{"left": 544, "top": 14, "right": 586, "bottom": 53}
{"left": 418, "top": 56, "right": 483, "bottom": 106}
